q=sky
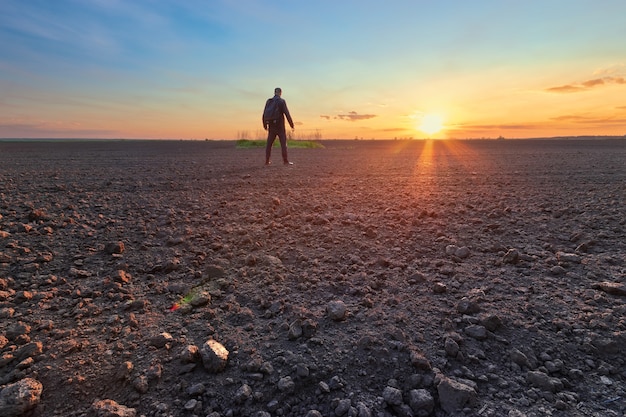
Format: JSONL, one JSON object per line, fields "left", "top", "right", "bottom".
{"left": 1, "top": 1, "right": 626, "bottom": 140}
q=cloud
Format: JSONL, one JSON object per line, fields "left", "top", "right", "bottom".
{"left": 381, "top": 127, "right": 407, "bottom": 132}
{"left": 582, "top": 78, "right": 604, "bottom": 88}
{"left": 550, "top": 115, "right": 590, "bottom": 121}
{"left": 319, "top": 111, "right": 377, "bottom": 121}
{"left": 545, "top": 85, "right": 584, "bottom": 93}
{"left": 0, "top": 122, "right": 119, "bottom": 138}
{"left": 460, "top": 124, "right": 539, "bottom": 130}
{"left": 546, "top": 76, "right": 626, "bottom": 93}
{"left": 337, "top": 111, "right": 377, "bottom": 121}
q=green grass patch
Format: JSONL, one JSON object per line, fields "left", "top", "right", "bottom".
{"left": 236, "top": 139, "right": 324, "bottom": 149}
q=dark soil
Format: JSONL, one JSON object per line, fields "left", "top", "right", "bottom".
{"left": 0, "top": 139, "right": 625, "bottom": 417}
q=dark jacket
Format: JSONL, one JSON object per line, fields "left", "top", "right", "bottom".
{"left": 263, "top": 95, "right": 294, "bottom": 129}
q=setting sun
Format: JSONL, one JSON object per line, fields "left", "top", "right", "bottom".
{"left": 418, "top": 113, "right": 445, "bottom": 136}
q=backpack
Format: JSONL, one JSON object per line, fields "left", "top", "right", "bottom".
{"left": 263, "top": 97, "right": 281, "bottom": 122}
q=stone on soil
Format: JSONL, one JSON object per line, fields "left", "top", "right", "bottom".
{"left": 437, "top": 376, "right": 477, "bottom": 414}
{"left": 89, "top": 399, "right": 137, "bottom": 417}
{"left": 0, "top": 378, "right": 43, "bottom": 417}
{"left": 327, "top": 300, "right": 347, "bottom": 321}
{"left": 200, "top": 339, "right": 229, "bottom": 372}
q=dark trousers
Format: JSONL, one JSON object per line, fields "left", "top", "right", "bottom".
{"left": 266, "top": 123, "right": 288, "bottom": 163}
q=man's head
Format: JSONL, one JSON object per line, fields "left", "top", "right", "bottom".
{"left": 274, "top": 87, "right": 282, "bottom": 96}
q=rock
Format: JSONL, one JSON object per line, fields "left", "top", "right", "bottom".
{"left": 445, "top": 245, "right": 458, "bottom": 256}
{"left": 382, "top": 385, "right": 403, "bottom": 406}
{"left": 327, "top": 300, "right": 347, "bottom": 321}
{"left": 233, "top": 384, "right": 252, "bottom": 403}
{"left": 183, "top": 399, "right": 197, "bottom": 411}
{"left": 436, "top": 376, "right": 477, "bottom": 414}
{"left": 69, "top": 267, "right": 92, "bottom": 278}
{"left": 264, "top": 255, "right": 283, "bottom": 267}
{"left": 190, "top": 290, "right": 211, "bottom": 306}
{"left": 104, "top": 241, "right": 125, "bottom": 255}
{"left": 392, "top": 403, "right": 414, "bottom": 417}
{"left": 526, "top": 371, "right": 563, "bottom": 392}
{"left": 179, "top": 345, "right": 200, "bottom": 363}
{"left": 187, "top": 383, "right": 205, "bottom": 396}
{"left": 481, "top": 314, "right": 503, "bottom": 332}
{"left": 556, "top": 251, "right": 581, "bottom": 263}
{"left": 510, "top": 348, "right": 532, "bottom": 369}
{"left": 409, "top": 351, "right": 432, "bottom": 371}
{"left": 464, "top": 325, "right": 488, "bottom": 340}
{"left": 146, "top": 362, "right": 162, "bottom": 381}
{"left": 132, "top": 376, "right": 149, "bottom": 394}
{"left": 408, "top": 389, "right": 434, "bottom": 416}
{"left": 305, "top": 411, "right": 323, "bottom": 417}
{"left": 0, "top": 308, "right": 14, "bottom": 319}
{"left": 457, "top": 297, "right": 480, "bottom": 314}
{"left": 301, "top": 318, "right": 318, "bottom": 338}
{"left": 550, "top": 265, "right": 566, "bottom": 275}
{"left": 591, "top": 333, "right": 623, "bottom": 354}
{"left": 355, "top": 401, "right": 372, "bottom": 417}
{"left": 115, "top": 361, "right": 134, "bottom": 381}
{"left": 204, "top": 264, "right": 225, "bottom": 278}
{"left": 277, "top": 376, "right": 295, "bottom": 393}
{"left": 433, "top": 282, "right": 447, "bottom": 293}
{"left": 89, "top": 399, "right": 137, "bottom": 417}
{"left": 15, "top": 341, "right": 43, "bottom": 361}
{"left": 591, "top": 281, "right": 626, "bottom": 296}
{"left": 200, "top": 339, "right": 229, "bottom": 372}
{"left": 149, "top": 332, "right": 174, "bottom": 348}
{"left": 113, "top": 270, "right": 131, "bottom": 283}
{"left": 502, "top": 249, "right": 519, "bottom": 264}
{"left": 28, "top": 209, "right": 47, "bottom": 221}
{"left": 6, "top": 322, "right": 31, "bottom": 341}
{"left": 288, "top": 320, "right": 303, "bottom": 340}
{"left": 15, "top": 291, "right": 33, "bottom": 303}
{"left": 334, "top": 398, "right": 352, "bottom": 416}
{"left": 444, "top": 337, "right": 460, "bottom": 357}
{"left": 455, "top": 246, "right": 470, "bottom": 259}
{"left": 0, "top": 378, "right": 43, "bottom": 417}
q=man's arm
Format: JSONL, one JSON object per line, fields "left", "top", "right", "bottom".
{"left": 262, "top": 99, "right": 270, "bottom": 129}
{"left": 282, "top": 100, "right": 295, "bottom": 129}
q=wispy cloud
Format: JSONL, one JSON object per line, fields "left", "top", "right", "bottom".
{"left": 549, "top": 113, "right": 626, "bottom": 126}
{"left": 458, "top": 124, "right": 540, "bottom": 131}
{"left": 550, "top": 115, "right": 591, "bottom": 122}
{"left": 320, "top": 111, "right": 377, "bottom": 121}
{"left": 546, "top": 76, "right": 625, "bottom": 93}
{"left": 0, "top": 122, "right": 119, "bottom": 138}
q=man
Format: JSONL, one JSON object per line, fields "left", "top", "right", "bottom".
{"left": 263, "top": 87, "right": 295, "bottom": 165}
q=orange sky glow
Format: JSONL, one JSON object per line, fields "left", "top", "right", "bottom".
{"left": 1, "top": 1, "right": 626, "bottom": 140}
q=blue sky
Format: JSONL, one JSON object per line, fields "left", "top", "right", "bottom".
{"left": 1, "top": 0, "right": 626, "bottom": 139}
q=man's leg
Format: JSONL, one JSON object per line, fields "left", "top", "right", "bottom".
{"left": 278, "top": 129, "right": 289, "bottom": 163}
{"left": 266, "top": 130, "right": 277, "bottom": 164}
